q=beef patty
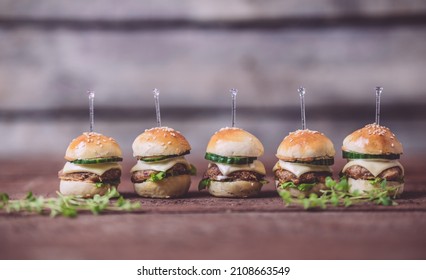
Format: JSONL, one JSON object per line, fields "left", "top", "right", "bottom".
{"left": 58, "top": 168, "right": 121, "bottom": 183}
{"left": 131, "top": 163, "right": 189, "bottom": 183}
{"left": 341, "top": 166, "right": 403, "bottom": 181}
{"left": 202, "top": 164, "right": 265, "bottom": 182}
{"left": 274, "top": 169, "right": 332, "bottom": 185}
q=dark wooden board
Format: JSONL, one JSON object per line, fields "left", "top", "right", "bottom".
{"left": 0, "top": 159, "right": 425, "bottom": 259}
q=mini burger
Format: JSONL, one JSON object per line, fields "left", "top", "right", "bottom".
{"left": 131, "top": 127, "right": 195, "bottom": 198}
{"left": 274, "top": 129, "right": 335, "bottom": 197}
{"left": 58, "top": 132, "right": 123, "bottom": 197}
{"left": 341, "top": 123, "right": 404, "bottom": 196}
{"left": 199, "top": 127, "right": 267, "bottom": 198}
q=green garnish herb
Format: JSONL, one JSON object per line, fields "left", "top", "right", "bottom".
{"left": 189, "top": 164, "right": 197, "bottom": 176}
{"left": 0, "top": 187, "right": 141, "bottom": 218}
{"left": 198, "top": 179, "right": 211, "bottom": 191}
{"left": 259, "top": 179, "right": 269, "bottom": 185}
{"left": 148, "top": 171, "right": 166, "bottom": 182}
{"left": 94, "top": 180, "right": 120, "bottom": 188}
{"left": 280, "top": 181, "right": 316, "bottom": 192}
{"left": 279, "top": 176, "right": 399, "bottom": 209}
{"left": 368, "top": 177, "right": 387, "bottom": 188}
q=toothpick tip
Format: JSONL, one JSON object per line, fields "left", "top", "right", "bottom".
{"left": 153, "top": 88, "right": 160, "bottom": 96}
{"left": 297, "top": 87, "right": 305, "bottom": 96}
{"left": 375, "top": 86, "right": 383, "bottom": 93}
{"left": 230, "top": 88, "right": 238, "bottom": 96}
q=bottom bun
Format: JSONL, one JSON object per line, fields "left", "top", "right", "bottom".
{"left": 134, "top": 175, "right": 191, "bottom": 198}
{"left": 275, "top": 180, "right": 326, "bottom": 198}
{"left": 348, "top": 178, "right": 404, "bottom": 196}
{"left": 208, "top": 180, "right": 263, "bottom": 198}
{"left": 59, "top": 180, "right": 118, "bottom": 198}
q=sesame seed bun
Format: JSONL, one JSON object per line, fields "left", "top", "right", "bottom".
{"left": 206, "top": 127, "right": 264, "bottom": 157}
{"left": 133, "top": 175, "right": 191, "bottom": 198}
{"left": 132, "top": 127, "right": 191, "bottom": 157}
{"left": 65, "top": 132, "right": 122, "bottom": 161}
{"left": 207, "top": 180, "right": 263, "bottom": 198}
{"left": 342, "top": 124, "right": 403, "bottom": 155}
{"left": 276, "top": 129, "right": 335, "bottom": 161}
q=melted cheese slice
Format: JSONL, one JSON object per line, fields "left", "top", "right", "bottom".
{"left": 342, "top": 159, "right": 404, "bottom": 177}
{"left": 273, "top": 160, "right": 332, "bottom": 178}
{"left": 213, "top": 160, "right": 266, "bottom": 176}
{"left": 63, "top": 162, "right": 122, "bottom": 176}
{"left": 131, "top": 156, "right": 190, "bottom": 173}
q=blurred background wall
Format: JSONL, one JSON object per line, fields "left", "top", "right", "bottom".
{"left": 0, "top": 0, "right": 425, "bottom": 164}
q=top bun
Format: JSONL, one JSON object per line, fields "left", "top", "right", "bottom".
{"left": 276, "top": 129, "right": 335, "bottom": 161}
{"left": 206, "top": 127, "right": 264, "bottom": 157}
{"left": 342, "top": 123, "right": 403, "bottom": 155}
{"left": 132, "top": 126, "right": 191, "bottom": 157}
{"left": 65, "top": 132, "right": 122, "bottom": 161}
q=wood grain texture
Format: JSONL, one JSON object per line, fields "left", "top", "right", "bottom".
{"left": 1, "top": 0, "right": 425, "bottom": 20}
{"left": 0, "top": 1, "right": 425, "bottom": 156}
{"left": 0, "top": 158, "right": 425, "bottom": 259}
{"left": 0, "top": 27, "right": 425, "bottom": 110}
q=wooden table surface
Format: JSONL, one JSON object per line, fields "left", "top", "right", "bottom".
{"left": 1, "top": 157, "right": 425, "bottom": 260}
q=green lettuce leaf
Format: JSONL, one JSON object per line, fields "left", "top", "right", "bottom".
{"left": 148, "top": 171, "right": 167, "bottom": 182}
{"left": 198, "top": 179, "right": 211, "bottom": 191}
{"left": 189, "top": 164, "right": 197, "bottom": 176}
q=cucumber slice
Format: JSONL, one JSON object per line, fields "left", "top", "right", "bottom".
{"left": 71, "top": 157, "right": 123, "bottom": 164}
{"left": 205, "top": 152, "right": 257, "bottom": 165}
{"left": 288, "top": 158, "right": 334, "bottom": 166}
{"left": 139, "top": 151, "right": 190, "bottom": 162}
{"left": 342, "top": 151, "right": 400, "bottom": 160}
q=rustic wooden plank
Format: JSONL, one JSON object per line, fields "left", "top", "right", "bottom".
{"left": 1, "top": 210, "right": 425, "bottom": 259}
{"left": 1, "top": 158, "right": 425, "bottom": 260}
{"left": 0, "top": 27, "right": 425, "bottom": 110}
{"left": 0, "top": 0, "right": 425, "bottom": 20}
